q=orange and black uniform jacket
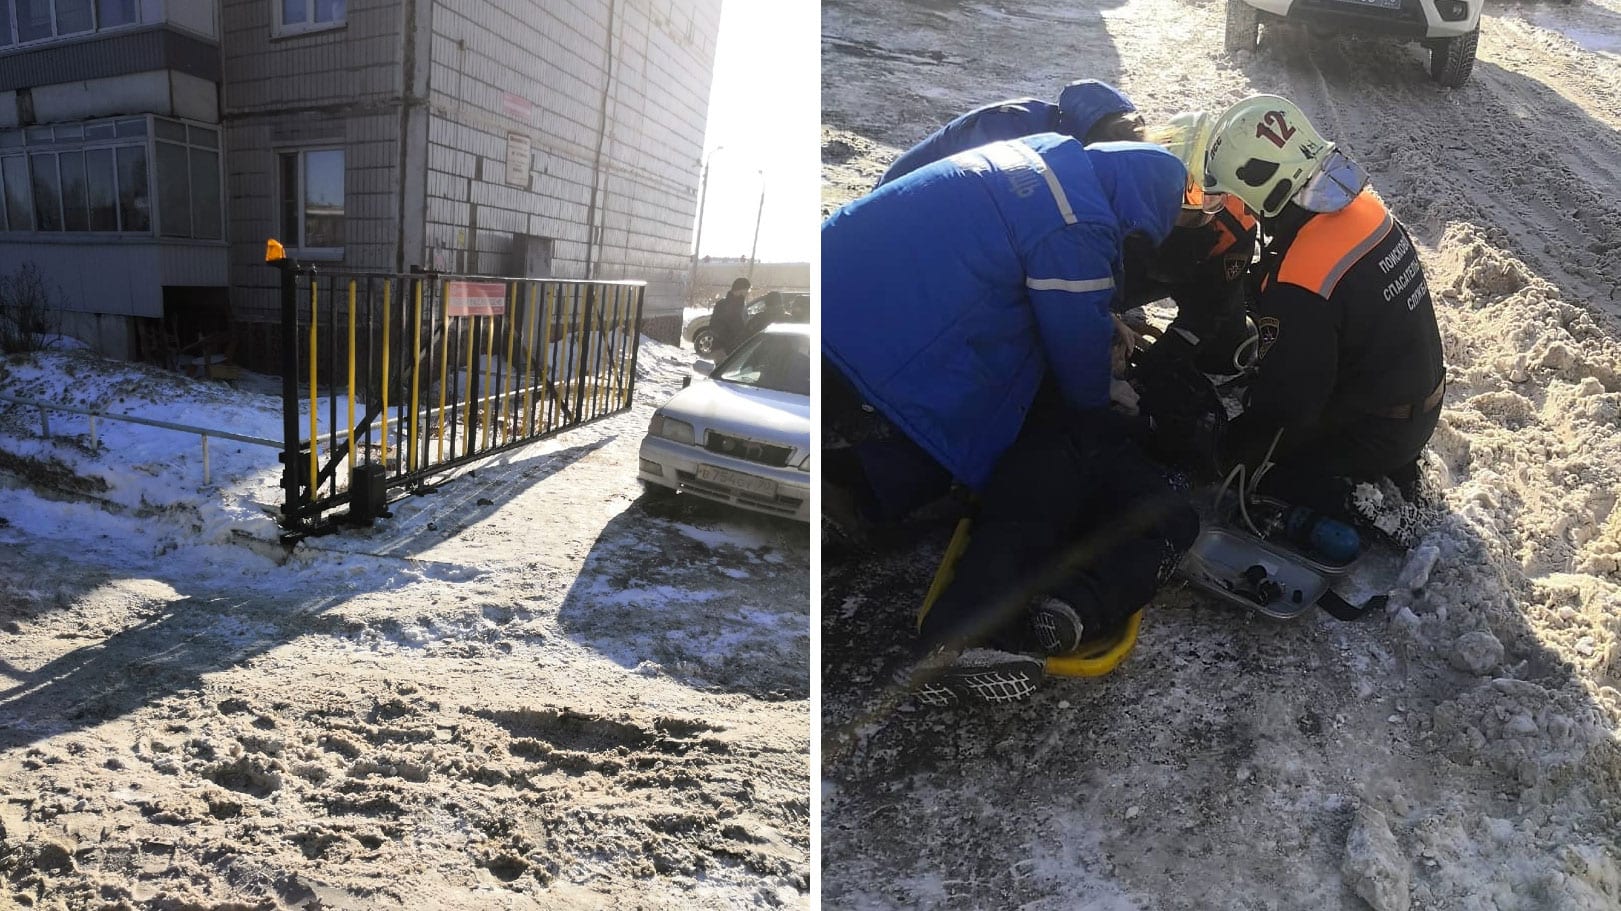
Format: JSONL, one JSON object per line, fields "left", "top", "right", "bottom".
{"left": 1230, "top": 189, "right": 1444, "bottom": 455}
{"left": 1123, "top": 195, "right": 1258, "bottom": 319}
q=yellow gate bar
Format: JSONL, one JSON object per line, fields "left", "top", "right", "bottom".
{"left": 436, "top": 279, "right": 450, "bottom": 464}
{"left": 408, "top": 279, "right": 424, "bottom": 473}
{"left": 481, "top": 307, "right": 495, "bottom": 449}
{"left": 501, "top": 282, "right": 518, "bottom": 447}
{"left": 380, "top": 279, "right": 391, "bottom": 465}
{"left": 346, "top": 279, "right": 357, "bottom": 473}
{"left": 521, "top": 283, "right": 538, "bottom": 438}
{"left": 463, "top": 312, "right": 476, "bottom": 458}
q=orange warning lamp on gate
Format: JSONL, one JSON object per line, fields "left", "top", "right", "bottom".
{"left": 265, "top": 238, "right": 286, "bottom": 263}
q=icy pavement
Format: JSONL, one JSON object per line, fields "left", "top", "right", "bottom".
{"left": 0, "top": 336, "right": 810, "bottom": 908}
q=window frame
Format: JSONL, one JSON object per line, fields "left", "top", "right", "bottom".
{"left": 1, "top": 0, "right": 144, "bottom": 50}
{"left": 277, "top": 146, "right": 346, "bottom": 261}
{"left": 152, "top": 117, "right": 223, "bottom": 241}
{"left": 272, "top": 0, "right": 346, "bottom": 37}
{"left": 0, "top": 115, "right": 224, "bottom": 241}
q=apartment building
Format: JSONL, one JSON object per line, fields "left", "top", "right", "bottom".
{"left": 0, "top": 0, "right": 720, "bottom": 366}
{"left": 0, "top": 1, "right": 223, "bottom": 357}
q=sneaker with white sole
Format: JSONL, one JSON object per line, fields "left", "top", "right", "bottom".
{"left": 1028, "top": 597, "right": 1084, "bottom": 656}
{"left": 938, "top": 649, "right": 1045, "bottom": 704}
{"left": 896, "top": 648, "right": 1045, "bottom": 707}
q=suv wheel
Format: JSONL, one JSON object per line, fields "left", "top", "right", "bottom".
{"left": 1429, "top": 27, "right": 1478, "bottom": 87}
{"left": 693, "top": 328, "right": 716, "bottom": 357}
{"left": 1225, "top": 0, "right": 1261, "bottom": 53}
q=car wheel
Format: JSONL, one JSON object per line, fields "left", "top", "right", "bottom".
{"left": 1225, "top": 0, "right": 1261, "bottom": 53}
{"left": 1429, "top": 27, "right": 1478, "bottom": 87}
{"left": 693, "top": 328, "right": 716, "bottom": 357}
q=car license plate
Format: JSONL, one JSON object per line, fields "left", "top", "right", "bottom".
{"left": 697, "top": 464, "right": 777, "bottom": 498}
{"left": 1334, "top": 0, "right": 1402, "bottom": 9}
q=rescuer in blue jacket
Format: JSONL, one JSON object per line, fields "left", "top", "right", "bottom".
{"left": 823, "top": 135, "right": 1197, "bottom": 706}
{"left": 876, "top": 80, "right": 1143, "bottom": 188}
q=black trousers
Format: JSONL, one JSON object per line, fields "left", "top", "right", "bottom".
{"left": 1242, "top": 405, "right": 1440, "bottom": 519}
{"left": 823, "top": 358, "right": 954, "bottom": 523}
{"left": 918, "top": 393, "right": 1200, "bottom": 655}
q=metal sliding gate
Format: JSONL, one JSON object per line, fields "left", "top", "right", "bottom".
{"left": 272, "top": 251, "right": 644, "bottom": 535}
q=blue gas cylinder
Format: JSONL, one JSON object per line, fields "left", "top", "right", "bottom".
{"left": 1284, "top": 508, "right": 1362, "bottom": 565}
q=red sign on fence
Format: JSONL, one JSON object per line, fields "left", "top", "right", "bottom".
{"left": 447, "top": 281, "right": 507, "bottom": 317}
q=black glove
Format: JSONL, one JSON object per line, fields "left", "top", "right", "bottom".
{"left": 1130, "top": 325, "right": 1200, "bottom": 386}
{"left": 1129, "top": 339, "right": 1227, "bottom": 482}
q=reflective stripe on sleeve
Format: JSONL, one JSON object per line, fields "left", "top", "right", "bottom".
{"left": 1008, "top": 140, "right": 1079, "bottom": 225}
{"left": 1026, "top": 276, "right": 1115, "bottom": 293}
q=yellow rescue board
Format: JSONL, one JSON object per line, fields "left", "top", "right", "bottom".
{"left": 918, "top": 517, "right": 1142, "bottom": 678}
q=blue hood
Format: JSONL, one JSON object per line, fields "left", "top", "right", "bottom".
{"left": 1055, "top": 80, "right": 1136, "bottom": 141}
{"left": 1084, "top": 141, "right": 1185, "bottom": 246}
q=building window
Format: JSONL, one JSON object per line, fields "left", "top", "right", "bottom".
{"left": 29, "top": 152, "right": 62, "bottom": 230}
{"left": 154, "top": 118, "right": 222, "bottom": 239}
{"left": 115, "top": 145, "right": 150, "bottom": 231}
{"left": 0, "top": 156, "right": 32, "bottom": 231}
{"left": 5, "top": 0, "right": 137, "bottom": 45}
{"left": 276, "top": 0, "right": 344, "bottom": 35}
{"left": 0, "top": 116, "right": 155, "bottom": 234}
{"left": 279, "top": 149, "right": 345, "bottom": 257}
{"left": 97, "top": 0, "right": 135, "bottom": 28}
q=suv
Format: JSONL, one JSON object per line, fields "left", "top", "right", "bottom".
{"left": 683, "top": 292, "right": 811, "bottom": 357}
{"left": 1225, "top": 0, "right": 1481, "bottom": 87}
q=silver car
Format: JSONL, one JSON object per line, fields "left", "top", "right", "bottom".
{"left": 638, "top": 323, "right": 811, "bottom": 521}
{"left": 682, "top": 292, "right": 811, "bottom": 357}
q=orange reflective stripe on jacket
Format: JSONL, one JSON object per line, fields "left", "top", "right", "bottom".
{"left": 1209, "top": 195, "right": 1257, "bottom": 257}
{"left": 1265, "top": 189, "right": 1395, "bottom": 297}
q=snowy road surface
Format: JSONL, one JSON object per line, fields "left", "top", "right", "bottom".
{"left": 822, "top": 1, "right": 1621, "bottom": 909}
{"left": 0, "top": 340, "right": 809, "bottom": 908}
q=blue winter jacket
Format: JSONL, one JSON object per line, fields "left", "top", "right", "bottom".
{"left": 823, "top": 135, "right": 1186, "bottom": 490}
{"left": 876, "top": 80, "right": 1136, "bottom": 188}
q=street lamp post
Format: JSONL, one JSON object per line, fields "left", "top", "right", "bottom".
{"left": 688, "top": 146, "right": 722, "bottom": 305}
{"left": 747, "top": 169, "right": 765, "bottom": 283}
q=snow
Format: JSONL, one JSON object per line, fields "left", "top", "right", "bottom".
{"left": 823, "top": 0, "right": 1621, "bottom": 908}
{"left": 0, "top": 335, "right": 809, "bottom": 907}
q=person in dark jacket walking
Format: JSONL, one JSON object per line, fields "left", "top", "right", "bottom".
{"left": 1201, "top": 95, "right": 1445, "bottom": 543}
{"left": 824, "top": 135, "right": 1198, "bottom": 705}
{"left": 709, "top": 277, "right": 750, "bottom": 359}
{"left": 875, "top": 79, "right": 1144, "bottom": 188}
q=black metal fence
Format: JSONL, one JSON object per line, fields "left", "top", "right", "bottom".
{"left": 273, "top": 259, "right": 644, "bottom": 535}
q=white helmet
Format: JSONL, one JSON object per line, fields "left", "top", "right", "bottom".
{"left": 1203, "top": 95, "right": 1335, "bottom": 218}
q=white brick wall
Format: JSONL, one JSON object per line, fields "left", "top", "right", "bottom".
{"left": 422, "top": 0, "right": 721, "bottom": 315}
{"left": 221, "top": 0, "right": 720, "bottom": 327}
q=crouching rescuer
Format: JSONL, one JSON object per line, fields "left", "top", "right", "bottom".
{"left": 1200, "top": 95, "right": 1445, "bottom": 545}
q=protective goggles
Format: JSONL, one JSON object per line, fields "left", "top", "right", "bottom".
{"left": 1296, "top": 149, "right": 1369, "bottom": 214}
{"left": 1183, "top": 180, "right": 1230, "bottom": 216}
